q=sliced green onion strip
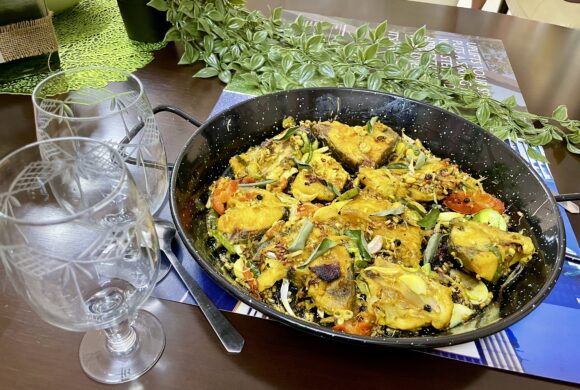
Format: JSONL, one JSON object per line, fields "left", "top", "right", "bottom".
{"left": 371, "top": 204, "right": 405, "bottom": 217}
{"left": 336, "top": 187, "right": 360, "bottom": 201}
{"left": 346, "top": 230, "right": 371, "bottom": 261}
{"left": 288, "top": 218, "right": 314, "bottom": 252}
{"left": 423, "top": 232, "right": 442, "bottom": 264}
{"left": 366, "top": 116, "right": 378, "bottom": 134}
{"left": 280, "top": 278, "right": 296, "bottom": 316}
{"left": 327, "top": 182, "right": 341, "bottom": 196}
{"left": 211, "top": 230, "right": 236, "bottom": 254}
{"left": 292, "top": 157, "right": 311, "bottom": 170}
{"left": 417, "top": 207, "right": 440, "bottom": 229}
{"left": 298, "top": 238, "right": 337, "bottom": 268}
{"left": 415, "top": 151, "right": 427, "bottom": 169}
{"left": 275, "top": 126, "right": 299, "bottom": 141}
{"left": 238, "top": 179, "right": 275, "bottom": 188}
{"left": 386, "top": 162, "right": 409, "bottom": 169}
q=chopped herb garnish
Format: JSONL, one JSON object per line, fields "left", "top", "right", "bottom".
{"left": 327, "top": 182, "right": 341, "bottom": 196}
{"left": 386, "top": 162, "right": 409, "bottom": 170}
{"left": 292, "top": 157, "right": 311, "bottom": 170}
{"left": 288, "top": 218, "right": 314, "bottom": 252}
{"left": 238, "top": 179, "right": 275, "bottom": 188}
{"left": 336, "top": 187, "right": 360, "bottom": 201}
{"left": 346, "top": 230, "right": 371, "bottom": 261}
{"left": 371, "top": 204, "right": 405, "bottom": 217}
{"left": 298, "top": 238, "right": 337, "bottom": 268}
{"left": 417, "top": 207, "right": 440, "bottom": 229}
{"left": 407, "top": 200, "right": 427, "bottom": 216}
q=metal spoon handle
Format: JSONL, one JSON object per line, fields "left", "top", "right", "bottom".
{"left": 161, "top": 247, "right": 245, "bottom": 353}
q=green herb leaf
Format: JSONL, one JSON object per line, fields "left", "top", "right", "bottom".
{"left": 336, "top": 187, "right": 360, "bottom": 201}
{"left": 292, "top": 157, "right": 311, "bottom": 170}
{"left": 423, "top": 232, "right": 442, "bottom": 264}
{"left": 371, "top": 204, "right": 405, "bottom": 217}
{"left": 193, "top": 67, "right": 219, "bottom": 78}
{"left": 275, "top": 126, "right": 299, "bottom": 141}
{"left": 327, "top": 182, "right": 341, "bottom": 196}
{"left": 407, "top": 200, "right": 427, "bottom": 216}
{"left": 346, "top": 230, "right": 371, "bottom": 261}
{"left": 288, "top": 219, "right": 314, "bottom": 252}
{"left": 299, "top": 238, "right": 338, "bottom": 268}
{"left": 417, "top": 207, "right": 440, "bottom": 229}
{"left": 211, "top": 229, "right": 236, "bottom": 254}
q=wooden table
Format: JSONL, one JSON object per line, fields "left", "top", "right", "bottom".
{"left": 0, "top": 0, "right": 578, "bottom": 388}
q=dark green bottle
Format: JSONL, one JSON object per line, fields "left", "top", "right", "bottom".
{"left": 0, "top": 0, "right": 60, "bottom": 83}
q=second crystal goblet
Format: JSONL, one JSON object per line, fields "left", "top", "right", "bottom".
{"left": 32, "top": 66, "right": 168, "bottom": 215}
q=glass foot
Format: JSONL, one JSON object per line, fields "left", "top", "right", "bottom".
{"left": 79, "top": 310, "right": 165, "bottom": 384}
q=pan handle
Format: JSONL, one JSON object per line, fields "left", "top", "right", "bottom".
{"left": 153, "top": 105, "right": 204, "bottom": 171}
{"left": 554, "top": 193, "right": 580, "bottom": 202}
{"left": 118, "top": 105, "right": 205, "bottom": 171}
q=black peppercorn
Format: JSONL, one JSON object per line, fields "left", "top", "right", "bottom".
{"left": 256, "top": 194, "right": 263, "bottom": 200}
{"left": 463, "top": 197, "right": 470, "bottom": 203}
{"left": 424, "top": 304, "right": 432, "bottom": 312}
{"left": 394, "top": 239, "right": 402, "bottom": 247}
{"left": 424, "top": 173, "right": 433, "bottom": 180}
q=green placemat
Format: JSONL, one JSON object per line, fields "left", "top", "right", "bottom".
{"left": 0, "top": 0, "right": 166, "bottom": 95}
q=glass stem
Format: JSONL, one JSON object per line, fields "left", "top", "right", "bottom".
{"left": 104, "top": 319, "right": 138, "bottom": 355}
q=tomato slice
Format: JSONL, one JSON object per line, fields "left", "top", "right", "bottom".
{"left": 332, "top": 313, "right": 375, "bottom": 336}
{"left": 211, "top": 179, "right": 239, "bottom": 215}
{"left": 443, "top": 191, "right": 505, "bottom": 215}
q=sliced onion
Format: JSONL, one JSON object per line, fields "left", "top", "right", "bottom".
{"left": 367, "top": 236, "right": 383, "bottom": 255}
{"left": 280, "top": 279, "right": 296, "bottom": 317}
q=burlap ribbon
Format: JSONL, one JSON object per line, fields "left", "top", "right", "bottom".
{"left": 0, "top": 13, "right": 58, "bottom": 64}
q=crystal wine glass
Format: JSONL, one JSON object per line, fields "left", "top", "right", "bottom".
{"left": 32, "top": 66, "right": 168, "bottom": 215}
{"left": 0, "top": 137, "right": 165, "bottom": 384}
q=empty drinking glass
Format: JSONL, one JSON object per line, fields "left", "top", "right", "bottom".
{"left": 32, "top": 66, "right": 168, "bottom": 214}
{"left": 0, "top": 137, "right": 165, "bottom": 384}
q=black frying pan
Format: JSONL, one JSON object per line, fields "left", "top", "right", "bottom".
{"left": 168, "top": 88, "right": 570, "bottom": 348}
